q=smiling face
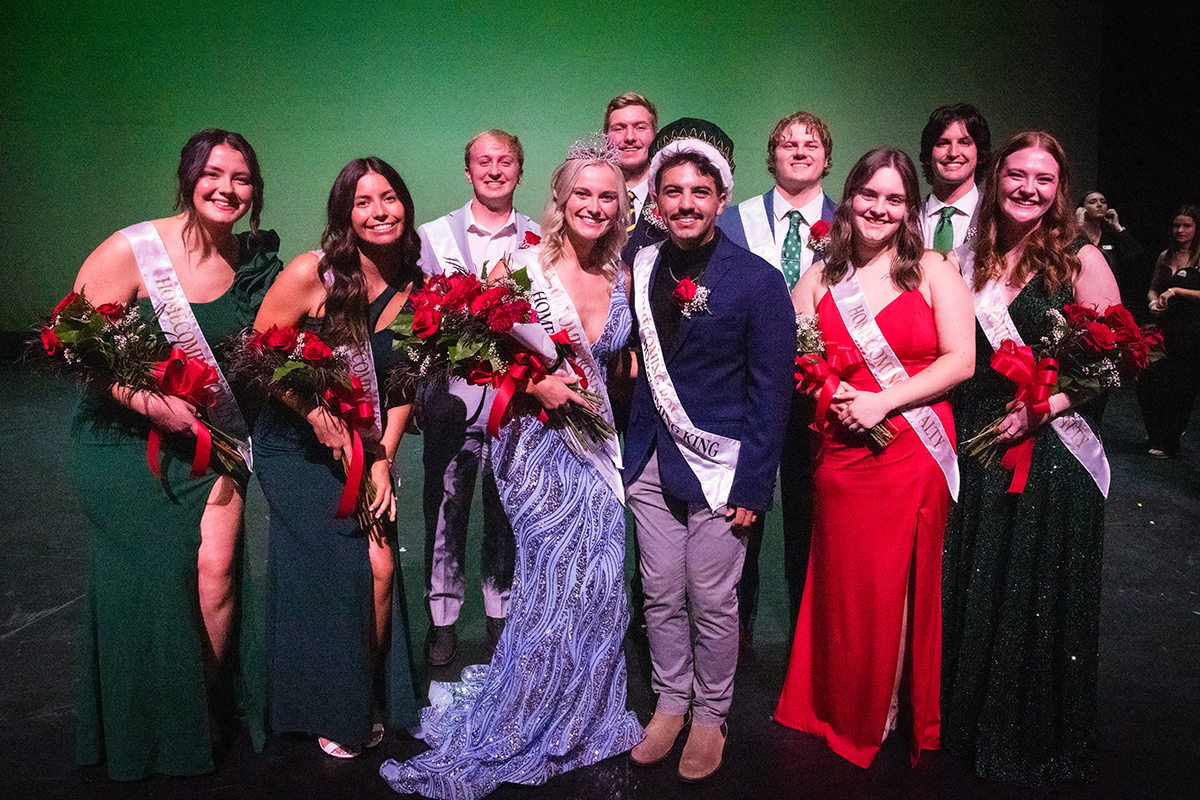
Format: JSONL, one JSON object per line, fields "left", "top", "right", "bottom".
{"left": 350, "top": 171, "right": 405, "bottom": 246}
{"left": 1173, "top": 214, "right": 1197, "bottom": 246}
{"left": 773, "top": 122, "right": 828, "bottom": 194}
{"left": 191, "top": 144, "right": 253, "bottom": 226}
{"left": 605, "top": 105, "right": 656, "bottom": 180}
{"left": 564, "top": 164, "right": 622, "bottom": 242}
{"left": 465, "top": 134, "right": 521, "bottom": 208}
{"left": 656, "top": 161, "right": 727, "bottom": 250}
{"left": 998, "top": 147, "right": 1060, "bottom": 229}
{"left": 850, "top": 165, "right": 907, "bottom": 250}
{"left": 930, "top": 120, "right": 979, "bottom": 190}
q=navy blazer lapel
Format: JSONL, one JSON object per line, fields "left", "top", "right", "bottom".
{"left": 762, "top": 190, "right": 776, "bottom": 243}
{"left": 820, "top": 193, "right": 837, "bottom": 223}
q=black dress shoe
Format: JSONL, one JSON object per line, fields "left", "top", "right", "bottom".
{"left": 426, "top": 624, "right": 457, "bottom": 666}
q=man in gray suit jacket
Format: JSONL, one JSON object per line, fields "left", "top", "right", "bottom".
{"left": 416, "top": 129, "right": 539, "bottom": 665}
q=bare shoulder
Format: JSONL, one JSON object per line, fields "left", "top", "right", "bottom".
{"left": 919, "top": 249, "right": 963, "bottom": 282}
{"left": 74, "top": 228, "right": 143, "bottom": 304}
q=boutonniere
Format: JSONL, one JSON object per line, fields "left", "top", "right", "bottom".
{"left": 807, "top": 219, "right": 832, "bottom": 256}
{"left": 672, "top": 276, "right": 711, "bottom": 318}
{"left": 963, "top": 226, "right": 977, "bottom": 244}
{"left": 519, "top": 231, "right": 541, "bottom": 249}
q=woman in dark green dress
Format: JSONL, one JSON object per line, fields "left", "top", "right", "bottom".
{"left": 70, "top": 130, "right": 282, "bottom": 780}
{"left": 252, "top": 157, "right": 421, "bottom": 757}
{"left": 942, "top": 132, "right": 1122, "bottom": 789}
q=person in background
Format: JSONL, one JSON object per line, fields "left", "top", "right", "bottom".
{"left": 416, "top": 130, "right": 534, "bottom": 665}
{"left": 1076, "top": 190, "right": 1148, "bottom": 318}
{"left": 919, "top": 103, "right": 991, "bottom": 254}
{"left": 1138, "top": 204, "right": 1200, "bottom": 457}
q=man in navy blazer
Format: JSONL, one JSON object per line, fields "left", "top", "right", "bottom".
{"left": 625, "top": 119, "right": 794, "bottom": 781}
{"left": 415, "top": 129, "right": 538, "bottom": 666}
{"left": 717, "top": 111, "right": 837, "bottom": 641}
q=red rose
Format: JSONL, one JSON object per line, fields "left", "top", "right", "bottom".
{"left": 1142, "top": 329, "right": 1164, "bottom": 350}
{"left": 262, "top": 325, "right": 301, "bottom": 353}
{"left": 1081, "top": 321, "right": 1116, "bottom": 352}
{"left": 487, "top": 299, "right": 531, "bottom": 333}
{"left": 53, "top": 291, "right": 81, "bottom": 316}
{"left": 41, "top": 326, "right": 62, "bottom": 355}
{"left": 95, "top": 302, "right": 125, "bottom": 322}
{"left": 1125, "top": 338, "right": 1150, "bottom": 371}
{"left": 522, "top": 231, "right": 541, "bottom": 248}
{"left": 441, "top": 273, "right": 481, "bottom": 310}
{"left": 470, "top": 286, "right": 508, "bottom": 314}
{"left": 809, "top": 220, "right": 831, "bottom": 240}
{"left": 1062, "top": 303, "right": 1099, "bottom": 328}
{"left": 1101, "top": 304, "right": 1140, "bottom": 344}
{"left": 413, "top": 304, "right": 442, "bottom": 338}
{"left": 466, "top": 360, "right": 498, "bottom": 386}
{"left": 672, "top": 277, "right": 698, "bottom": 308}
{"left": 301, "top": 336, "right": 333, "bottom": 364}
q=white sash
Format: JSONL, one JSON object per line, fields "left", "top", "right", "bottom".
{"left": 422, "top": 215, "right": 476, "bottom": 277}
{"left": 316, "top": 251, "right": 384, "bottom": 439}
{"left": 828, "top": 270, "right": 960, "bottom": 500}
{"left": 738, "top": 195, "right": 780, "bottom": 269}
{"left": 122, "top": 221, "right": 253, "bottom": 469}
{"left": 958, "top": 250, "right": 1110, "bottom": 496}
{"left": 632, "top": 243, "right": 741, "bottom": 511}
{"left": 514, "top": 248, "right": 625, "bottom": 503}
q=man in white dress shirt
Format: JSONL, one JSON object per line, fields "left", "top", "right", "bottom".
{"left": 918, "top": 104, "right": 991, "bottom": 254}
{"left": 416, "top": 129, "right": 540, "bottom": 665}
{"left": 718, "top": 111, "right": 837, "bottom": 646}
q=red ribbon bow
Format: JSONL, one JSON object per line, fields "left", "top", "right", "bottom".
{"left": 146, "top": 349, "right": 217, "bottom": 478}
{"left": 322, "top": 376, "right": 375, "bottom": 519}
{"left": 487, "top": 351, "right": 550, "bottom": 438}
{"left": 990, "top": 339, "right": 1059, "bottom": 494}
{"left": 795, "top": 344, "right": 863, "bottom": 432}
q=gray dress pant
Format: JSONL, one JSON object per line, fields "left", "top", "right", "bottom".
{"left": 628, "top": 451, "right": 747, "bottom": 726}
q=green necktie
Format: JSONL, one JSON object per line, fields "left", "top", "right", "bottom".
{"left": 626, "top": 189, "right": 637, "bottom": 232}
{"left": 933, "top": 206, "right": 957, "bottom": 255}
{"left": 780, "top": 209, "right": 805, "bottom": 290}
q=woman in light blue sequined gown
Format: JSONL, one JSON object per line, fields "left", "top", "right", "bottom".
{"left": 382, "top": 145, "right": 642, "bottom": 799}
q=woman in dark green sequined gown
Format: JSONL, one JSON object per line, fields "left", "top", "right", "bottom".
{"left": 252, "top": 157, "right": 422, "bottom": 758}
{"left": 69, "top": 131, "right": 282, "bottom": 780}
{"left": 942, "top": 132, "right": 1122, "bottom": 789}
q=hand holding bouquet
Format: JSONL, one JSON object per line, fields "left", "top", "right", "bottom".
{"left": 793, "top": 313, "right": 896, "bottom": 451}
{"left": 39, "top": 290, "right": 244, "bottom": 476}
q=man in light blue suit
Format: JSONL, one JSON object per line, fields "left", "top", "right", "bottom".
{"left": 717, "top": 111, "right": 837, "bottom": 645}
{"left": 416, "top": 130, "right": 539, "bottom": 666}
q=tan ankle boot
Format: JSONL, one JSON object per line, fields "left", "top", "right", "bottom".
{"left": 677, "top": 721, "right": 727, "bottom": 782}
{"left": 630, "top": 711, "right": 688, "bottom": 767}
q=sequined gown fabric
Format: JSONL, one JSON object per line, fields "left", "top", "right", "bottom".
{"left": 774, "top": 289, "right": 950, "bottom": 768}
{"left": 382, "top": 276, "right": 642, "bottom": 799}
{"left": 942, "top": 276, "right": 1106, "bottom": 788}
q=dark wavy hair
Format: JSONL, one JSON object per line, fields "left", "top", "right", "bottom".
{"left": 821, "top": 148, "right": 925, "bottom": 292}
{"left": 319, "top": 157, "right": 422, "bottom": 346}
{"left": 175, "top": 128, "right": 264, "bottom": 244}
{"left": 972, "top": 132, "right": 1081, "bottom": 293}
{"left": 1168, "top": 204, "right": 1200, "bottom": 268}
{"left": 919, "top": 104, "right": 992, "bottom": 186}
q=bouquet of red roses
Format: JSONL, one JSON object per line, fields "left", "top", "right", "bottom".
{"left": 388, "top": 268, "right": 614, "bottom": 447}
{"left": 235, "top": 326, "right": 378, "bottom": 522}
{"left": 965, "top": 302, "right": 1162, "bottom": 467}
{"left": 39, "top": 290, "right": 244, "bottom": 476}
{"left": 793, "top": 313, "right": 896, "bottom": 451}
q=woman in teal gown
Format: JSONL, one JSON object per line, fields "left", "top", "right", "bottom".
{"left": 252, "top": 157, "right": 422, "bottom": 757}
{"left": 942, "top": 132, "right": 1122, "bottom": 788}
{"left": 69, "top": 129, "right": 282, "bottom": 780}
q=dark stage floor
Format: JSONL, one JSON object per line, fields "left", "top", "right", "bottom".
{"left": 1, "top": 363, "right": 1196, "bottom": 799}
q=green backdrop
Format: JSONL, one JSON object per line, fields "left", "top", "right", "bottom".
{"left": 1, "top": 0, "right": 1099, "bottom": 331}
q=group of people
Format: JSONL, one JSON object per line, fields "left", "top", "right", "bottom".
{"left": 64, "top": 91, "right": 1163, "bottom": 797}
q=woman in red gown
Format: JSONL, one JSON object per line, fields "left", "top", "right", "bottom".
{"left": 774, "top": 148, "right": 974, "bottom": 768}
